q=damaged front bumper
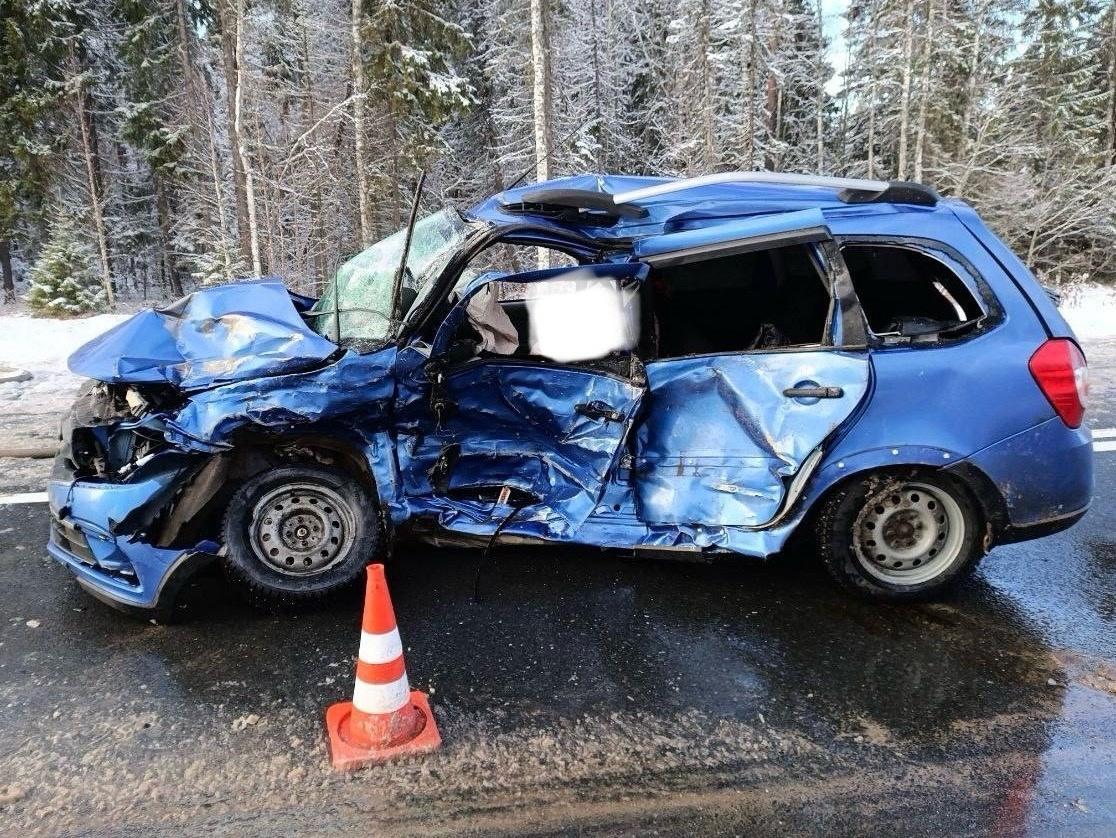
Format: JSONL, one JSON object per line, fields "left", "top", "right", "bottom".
{"left": 47, "top": 455, "right": 218, "bottom": 613}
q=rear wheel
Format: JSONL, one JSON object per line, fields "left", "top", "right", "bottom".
{"left": 222, "top": 465, "right": 380, "bottom": 609}
{"left": 815, "top": 470, "right": 983, "bottom": 602}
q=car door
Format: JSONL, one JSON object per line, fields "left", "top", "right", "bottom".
{"left": 394, "top": 263, "right": 648, "bottom": 538}
{"left": 629, "top": 209, "right": 871, "bottom": 529}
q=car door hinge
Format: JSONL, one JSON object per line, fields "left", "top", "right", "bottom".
{"left": 427, "top": 363, "right": 455, "bottom": 429}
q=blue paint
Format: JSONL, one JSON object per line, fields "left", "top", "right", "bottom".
{"left": 47, "top": 455, "right": 211, "bottom": 609}
{"left": 635, "top": 351, "right": 870, "bottom": 527}
{"left": 631, "top": 207, "right": 829, "bottom": 260}
{"left": 48, "top": 174, "right": 1093, "bottom": 609}
{"left": 69, "top": 279, "right": 338, "bottom": 389}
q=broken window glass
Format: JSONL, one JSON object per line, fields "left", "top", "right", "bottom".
{"left": 308, "top": 208, "right": 474, "bottom": 344}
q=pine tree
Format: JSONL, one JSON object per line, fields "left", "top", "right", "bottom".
{"left": 25, "top": 209, "right": 106, "bottom": 316}
{"left": 0, "top": 0, "right": 67, "bottom": 302}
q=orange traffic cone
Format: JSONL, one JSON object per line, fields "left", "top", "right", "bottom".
{"left": 324, "top": 564, "right": 441, "bottom": 770}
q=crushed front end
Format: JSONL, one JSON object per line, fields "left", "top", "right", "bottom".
{"left": 48, "top": 381, "right": 217, "bottom": 613}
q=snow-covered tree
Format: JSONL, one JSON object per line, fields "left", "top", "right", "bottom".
{"left": 25, "top": 209, "right": 106, "bottom": 316}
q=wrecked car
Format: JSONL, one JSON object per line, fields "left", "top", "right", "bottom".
{"left": 48, "top": 172, "right": 1093, "bottom": 616}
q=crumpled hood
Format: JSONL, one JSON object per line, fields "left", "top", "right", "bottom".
{"left": 68, "top": 280, "right": 339, "bottom": 390}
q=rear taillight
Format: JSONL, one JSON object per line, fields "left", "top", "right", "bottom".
{"left": 1028, "top": 339, "right": 1088, "bottom": 428}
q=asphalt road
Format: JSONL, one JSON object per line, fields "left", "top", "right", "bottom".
{"left": 1, "top": 343, "right": 1114, "bottom": 837}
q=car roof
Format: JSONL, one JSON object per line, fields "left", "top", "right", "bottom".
{"left": 465, "top": 172, "right": 955, "bottom": 244}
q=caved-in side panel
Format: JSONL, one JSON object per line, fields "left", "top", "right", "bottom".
{"left": 399, "top": 362, "right": 643, "bottom": 536}
{"left": 634, "top": 351, "right": 870, "bottom": 527}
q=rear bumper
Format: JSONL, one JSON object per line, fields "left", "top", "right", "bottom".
{"left": 997, "top": 504, "right": 1090, "bottom": 545}
{"left": 954, "top": 415, "right": 1093, "bottom": 541}
{"left": 46, "top": 457, "right": 215, "bottom": 613}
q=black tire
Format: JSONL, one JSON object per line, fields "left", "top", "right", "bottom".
{"left": 221, "top": 465, "right": 380, "bottom": 609}
{"left": 814, "top": 469, "right": 984, "bottom": 602}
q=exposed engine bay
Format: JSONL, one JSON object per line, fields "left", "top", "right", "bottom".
{"left": 56, "top": 381, "right": 182, "bottom": 480}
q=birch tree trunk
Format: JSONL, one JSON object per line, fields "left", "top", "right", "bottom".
{"left": 177, "top": 0, "right": 232, "bottom": 277}
{"left": 206, "top": 108, "right": 234, "bottom": 279}
{"left": 217, "top": 0, "right": 252, "bottom": 266}
{"left": 815, "top": 0, "right": 826, "bottom": 173}
{"left": 913, "top": 0, "right": 934, "bottom": 180}
{"left": 72, "top": 51, "right": 114, "bottom": 306}
{"left": 764, "top": 13, "right": 781, "bottom": 170}
{"left": 1107, "top": 0, "right": 1116, "bottom": 166}
{"left": 699, "top": 0, "right": 716, "bottom": 169}
{"left": 960, "top": 1, "right": 985, "bottom": 162}
{"left": 299, "top": 17, "right": 327, "bottom": 290}
{"left": 743, "top": 0, "right": 758, "bottom": 169}
{"left": 866, "top": 8, "right": 879, "bottom": 179}
{"left": 589, "top": 1, "right": 604, "bottom": 169}
{"left": 897, "top": 0, "right": 915, "bottom": 178}
{"left": 531, "top": 0, "right": 552, "bottom": 182}
{"left": 233, "top": 0, "right": 263, "bottom": 276}
{"left": 530, "top": 0, "right": 552, "bottom": 268}
{"left": 351, "top": 0, "right": 373, "bottom": 245}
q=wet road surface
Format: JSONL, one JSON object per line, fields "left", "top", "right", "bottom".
{"left": 1, "top": 343, "right": 1114, "bottom": 836}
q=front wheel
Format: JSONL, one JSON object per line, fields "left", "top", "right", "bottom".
{"left": 222, "top": 465, "right": 380, "bottom": 609}
{"left": 815, "top": 470, "right": 984, "bottom": 602}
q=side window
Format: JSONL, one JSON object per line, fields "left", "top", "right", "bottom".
{"left": 648, "top": 243, "right": 832, "bottom": 358}
{"left": 447, "top": 273, "right": 642, "bottom": 365}
{"left": 416, "top": 241, "right": 581, "bottom": 342}
{"left": 841, "top": 244, "right": 984, "bottom": 340}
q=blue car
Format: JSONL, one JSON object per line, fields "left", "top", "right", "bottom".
{"left": 48, "top": 173, "right": 1093, "bottom": 616}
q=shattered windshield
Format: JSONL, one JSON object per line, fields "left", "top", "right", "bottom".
{"left": 308, "top": 207, "right": 473, "bottom": 344}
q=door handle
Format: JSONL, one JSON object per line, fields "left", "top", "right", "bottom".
{"left": 783, "top": 385, "right": 844, "bottom": 399}
{"left": 575, "top": 401, "right": 625, "bottom": 422}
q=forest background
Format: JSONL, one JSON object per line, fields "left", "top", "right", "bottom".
{"left": 2, "top": 0, "right": 1115, "bottom": 314}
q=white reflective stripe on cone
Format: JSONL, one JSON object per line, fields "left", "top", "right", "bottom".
{"left": 353, "top": 671, "right": 411, "bottom": 715}
{"left": 358, "top": 628, "right": 403, "bottom": 664}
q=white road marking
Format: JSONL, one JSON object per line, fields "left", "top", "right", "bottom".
{"left": 0, "top": 492, "right": 49, "bottom": 505}
{"left": 1095, "top": 440, "right": 1116, "bottom": 453}
{"left": 1093, "top": 427, "right": 1116, "bottom": 439}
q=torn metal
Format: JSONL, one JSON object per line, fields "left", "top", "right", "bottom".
{"left": 68, "top": 279, "right": 338, "bottom": 389}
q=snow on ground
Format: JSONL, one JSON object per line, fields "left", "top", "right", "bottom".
{"left": 0, "top": 313, "right": 127, "bottom": 450}
{"left": 0, "top": 313, "right": 127, "bottom": 404}
{"left": 1058, "top": 282, "right": 1116, "bottom": 341}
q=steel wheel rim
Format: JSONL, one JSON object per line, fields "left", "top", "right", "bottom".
{"left": 249, "top": 482, "right": 355, "bottom": 577}
{"left": 852, "top": 481, "right": 965, "bottom": 585}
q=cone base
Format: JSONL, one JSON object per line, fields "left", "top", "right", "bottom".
{"left": 325, "top": 691, "right": 441, "bottom": 771}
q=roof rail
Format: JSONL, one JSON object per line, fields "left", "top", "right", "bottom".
{"left": 612, "top": 172, "right": 938, "bottom": 207}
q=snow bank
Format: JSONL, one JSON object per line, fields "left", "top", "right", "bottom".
{"left": 0, "top": 313, "right": 127, "bottom": 375}
{"left": 0, "top": 313, "right": 128, "bottom": 416}
{"left": 1058, "top": 282, "right": 1116, "bottom": 341}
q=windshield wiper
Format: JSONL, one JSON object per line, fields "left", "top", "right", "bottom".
{"left": 390, "top": 171, "right": 427, "bottom": 326}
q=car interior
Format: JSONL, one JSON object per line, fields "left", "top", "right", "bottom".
{"left": 447, "top": 241, "right": 835, "bottom": 366}
{"left": 644, "top": 244, "right": 832, "bottom": 357}
{"left": 840, "top": 244, "right": 984, "bottom": 337}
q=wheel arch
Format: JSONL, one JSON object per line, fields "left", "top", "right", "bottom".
{"left": 795, "top": 447, "right": 1009, "bottom": 549}
{"left": 152, "top": 431, "right": 387, "bottom": 551}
